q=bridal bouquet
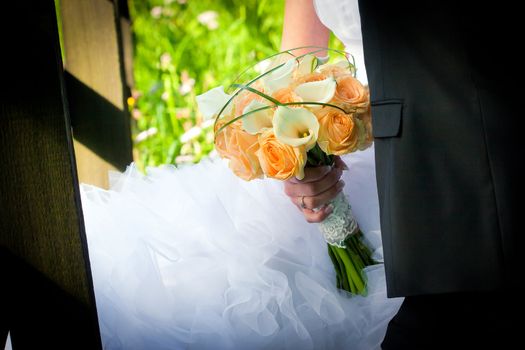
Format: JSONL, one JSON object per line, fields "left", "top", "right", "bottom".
{"left": 196, "top": 47, "right": 376, "bottom": 295}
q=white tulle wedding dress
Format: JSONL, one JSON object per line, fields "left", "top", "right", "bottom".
{"left": 80, "top": 1, "right": 403, "bottom": 349}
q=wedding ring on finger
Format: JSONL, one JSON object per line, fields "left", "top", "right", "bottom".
{"left": 300, "top": 195, "right": 308, "bottom": 210}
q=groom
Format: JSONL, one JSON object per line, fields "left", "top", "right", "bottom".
{"left": 283, "top": 0, "right": 522, "bottom": 348}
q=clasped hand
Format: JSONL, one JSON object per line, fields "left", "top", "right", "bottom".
{"left": 283, "top": 156, "right": 347, "bottom": 223}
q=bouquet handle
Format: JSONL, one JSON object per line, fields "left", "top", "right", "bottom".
{"left": 318, "top": 192, "right": 359, "bottom": 247}
{"left": 319, "top": 192, "right": 377, "bottom": 295}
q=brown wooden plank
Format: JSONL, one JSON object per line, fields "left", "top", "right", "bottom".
{"left": 0, "top": 0, "right": 102, "bottom": 348}
{"left": 60, "top": 0, "right": 133, "bottom": 189}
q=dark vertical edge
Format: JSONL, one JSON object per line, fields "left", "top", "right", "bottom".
{"left": 54, "top": 0, "right": 65, "bottom": 63}
{"left": 118, "top": 0, "right": 130, "bottom": 20}
{"left": 113, "top": 0, "right": 134, "bottom": 163}
{"left": 1, "top": 322, "right": 7, "bottom": 350}
{"left": 52, "top": 0, "right": 103, "bottom": 346}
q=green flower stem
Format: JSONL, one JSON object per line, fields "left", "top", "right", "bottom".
{"left": 231, "top": 46, "right": 353, "bottom": 86}
{"left": 213, "top": 60, "right": 288, "bottom": 132}
{"left": 214, "top": 99, "right": 355, "bottom": 141}
{"left": 307, "top": 143, "right": 334, "bottom": 167}
{"left": 281, "top": 45, "right": 354, "bottom": 70}
{"left": 334, "top": 246, "right": 365, "bottom": 294}
{"left": 347, "top": 269, "right": 358, "bottom": 294}
{"left": 327, "top": 244, "right": 342, "bottom": 289}
{"left": 327, "top": 244, "right": 341, "bottom": 279}
{"left": 327, "top": 231, "right": 378, "bottom": 295}
{"left": 330, "top": 244, "right": 351, "bottom": 292}
{"left": 351, "top": 233, "right": 376, "bottom": 266}
{"left": 215, "top": 105, "right": 273, "bottom": 136}
{"left": 348, "top": 235, "right": 369, "bottom": 268}
{"left": 214, "top": 45, "right": 359, "bottom": 140}
{"left": 231, "top": 84, "right": 282, "bottom": 106}
{"left": 347, "top": 248, "right": 366, "bottom": 283}
{"left": 231, "top": 51, "right": 295, "bottom": 86}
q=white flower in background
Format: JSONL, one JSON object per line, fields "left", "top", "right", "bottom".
{"left": 160, "top": 53, "right": 172, "bottom": 70}
{"left": 261, "top": 58, "right": 296, "bottom": 94}
{"left": 241, "top": 100, "right": 272, "bottom": 134}
{"left": 179, "top": 70, "right": 196, "bottom": 95}
{"left": 180, "top": 126, "right": 203, "bottom": 143}
{"left": 135, "top": 127, "right": 158, "bottom": 143}
{"left": 273, "top": 106, "right": 319, "bottom": 151}
{"left": 150, "top": 6, "right": 162, "bottom": 18}
{"left": 294, "top": 77, "right": 336, "bottom": 108}
{"left": 197, "top": 11, "right": 219, "bottom": 30}
{"left": 161, "top": 91, "right": 169, "bottom": 101}
{"left": 176, "top": 107, "right": 190, "bottom": 119}
{"left": 196, "top": 86, "right": 232, "bottom": 120}
{"left": 131, "top": 109, "right": 142, "bottom": 120}
{"left": 131, "top": 89, "right": 141, "bottom": 99}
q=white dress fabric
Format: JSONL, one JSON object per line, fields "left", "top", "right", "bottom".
{"left": 81, "top": 1, "right": 403, "bottom": 349}
{"left": 314, "top": 0, "right": 368, "bottom": 84}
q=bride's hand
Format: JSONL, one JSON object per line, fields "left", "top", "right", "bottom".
{"left": 284, "top": 157, "right": 347, "bottom": 223}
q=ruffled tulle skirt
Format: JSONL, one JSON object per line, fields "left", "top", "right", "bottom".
{"left": 80, "top": 146, "right": 402, "bottom": 350}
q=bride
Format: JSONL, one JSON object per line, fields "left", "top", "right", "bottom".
{"left": 80, "top": 0, "right": 402, "bottom": 349}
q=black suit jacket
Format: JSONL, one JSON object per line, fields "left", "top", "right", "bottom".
{"left": 358, "top": 0, "right": 522, "bottom": 297}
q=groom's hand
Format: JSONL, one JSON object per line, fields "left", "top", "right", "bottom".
{"left": 284, "top": 157, "right": 347, "bottom": 223}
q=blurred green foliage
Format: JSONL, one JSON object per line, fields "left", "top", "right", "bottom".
{"left": 129, "top": 0, "right": 343, "bottom": 169}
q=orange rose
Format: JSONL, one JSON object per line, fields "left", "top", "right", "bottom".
{"left": 214, "top": 120, "right": 263, "bottom": 181}
{"left": 316, "top": 107, "right": 359, "bottom": 155}
{"left": 214, "top": 119, "right": 236, "bottom": 158}
{"left": 256, "top": 129, "right": 306, "bottom": 180}
{"left": 228, "top": 143, "right": 262, "bottom": 180}
{"left": 272, "top": 87, "right": 302, "bottom": 105}
{"left": 333, "top": 76, "right": 369, "bottom": 112}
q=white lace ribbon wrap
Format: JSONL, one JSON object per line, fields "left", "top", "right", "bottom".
{"left": 319, "top": 192, "right": 359, "bottom": 247}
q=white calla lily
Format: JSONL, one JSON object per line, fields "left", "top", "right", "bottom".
{"left": 196, "top": 86, "right": 232, "bottom": 120}
{"left": 242, "top": 99, "right": 273, "bottom": 134}
{"left": 296, "top": 54, "right": 318, "bottom": 77}
{"left": 294, "top": 77, "right": 336, "bottom": 108}
{"left": 262, "top": 58, "right": 297, "bottom": 94}
{"left": 273, "top": 106, "right": 319, "bottom": 151}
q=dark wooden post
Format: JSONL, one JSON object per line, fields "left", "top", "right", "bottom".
{"left": 0, "top": 0, "right": 132, "bottom": 348}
